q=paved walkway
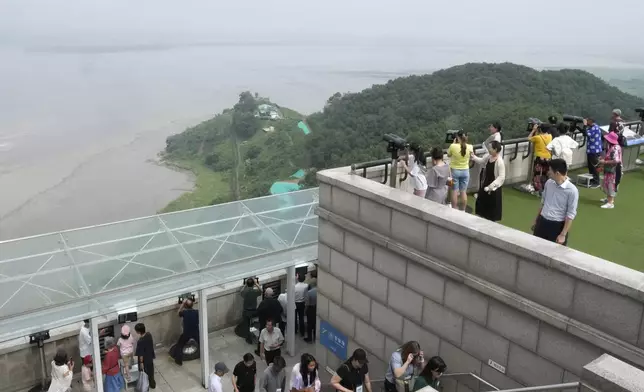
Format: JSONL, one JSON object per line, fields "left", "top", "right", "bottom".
{"left": 69, "top": 326, "right": 327, "bottom": 392}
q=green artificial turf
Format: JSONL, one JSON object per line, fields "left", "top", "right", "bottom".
{"left": 470, "top": 168, "right": 644, "bottom": 271}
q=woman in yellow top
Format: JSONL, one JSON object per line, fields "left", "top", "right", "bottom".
{"left": 528, "top": 119, "right": 553, "bottom": 195}
{"left": 447, "top": 131, "right": 473, "bottom": 211}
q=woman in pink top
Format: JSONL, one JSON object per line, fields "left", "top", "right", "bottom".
{"left": 117, "top": 324, "right": 135, "bottom": 381}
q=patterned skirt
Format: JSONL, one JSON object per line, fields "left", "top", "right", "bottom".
{"left": 532, "top": 157, "right": 550, "bottom": 193}
{"left": 603, "top": 172, "right": 617, "bottom": 197}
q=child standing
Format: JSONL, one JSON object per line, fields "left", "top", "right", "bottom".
{"left": 600, "top": 132, "right": 622, "bottom": 209}
{"left": 81, "top": 355, "right": 94, "bottom": 392}
{"left": 117, "top": 324, "right": 135, "bottom": 382}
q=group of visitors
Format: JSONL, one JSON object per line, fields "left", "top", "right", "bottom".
{"left": 210, "top": 352, "right": 314, "bottom": 392}
{"left": 400, "top": 123, "right": 506, "bottom": 222}
{"left": 49, "top": 321, "right": 155, "bottom": 392}
{"left": 401, "top": 108, "right": 629, "bottom": 247}
{"left": 586, "top": 110, "right": 625, "bottom": 209}
{"left": 213, "top": 341, "right": 445, "bottom": 392}
{"left": 527, "top": 110, "right": 624, "bottom": 210}
{"left": 242, "top": 270, "right": 318, "bottom": 356}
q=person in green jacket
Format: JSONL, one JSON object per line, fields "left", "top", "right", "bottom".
{"left": 411, "top": 356, "right": 446, "bottom": 391}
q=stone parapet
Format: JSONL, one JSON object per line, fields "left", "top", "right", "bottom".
{"left": 314, "top": 167, "right": 644, "bottom": 392}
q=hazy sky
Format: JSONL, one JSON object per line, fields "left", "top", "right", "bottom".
{"left": 1, "top": 0, "right": 642, "bottom": 48}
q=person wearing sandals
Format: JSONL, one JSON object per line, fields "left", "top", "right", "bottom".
{"left": 471, "top": 140, "right": 505, "bottom": 222}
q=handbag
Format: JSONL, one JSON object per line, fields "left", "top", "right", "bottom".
{"left": 136, "top": 370, "right": 149, "bottom": 392}
{"left": 394, "top": 376, "right": 416, "bottom": 392}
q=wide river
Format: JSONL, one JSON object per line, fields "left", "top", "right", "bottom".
{"left": 1, "top": 42, "right": 642, "bottom": 240}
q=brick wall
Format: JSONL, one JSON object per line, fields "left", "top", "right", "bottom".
{"left": 314, "top": 167, "right": 644, "bottom": 392}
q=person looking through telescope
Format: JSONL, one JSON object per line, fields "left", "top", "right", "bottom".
{"left": 399, "top": 143, "right": 428, "bottom": 197}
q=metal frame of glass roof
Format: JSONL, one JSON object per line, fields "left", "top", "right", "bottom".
{"left": 0, "top": 188, "right": 319, "bottom": 343}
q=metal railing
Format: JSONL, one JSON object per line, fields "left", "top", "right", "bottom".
{"left": 322, "top": 366, "right": 584, "bottom": 392}
{"left": 442, "top": 372, "right": 499, "bottom": 390}
{"left": 495, "top": 382, "right": 580, "bottom": 392}
{"left": 350, "top": 120, "right": 643, "bottom": 188}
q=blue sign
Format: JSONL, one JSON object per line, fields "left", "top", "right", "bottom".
{"left": 320, "top": 320, "right": 348, "bottom": 360}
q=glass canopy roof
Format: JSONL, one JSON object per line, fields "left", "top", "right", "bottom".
{"left": 0, "top": 188, "right": 319, "bottom": 342}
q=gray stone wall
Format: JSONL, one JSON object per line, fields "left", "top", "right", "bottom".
{"left": 314, "top": 167, "right": 644, "bottom": 392}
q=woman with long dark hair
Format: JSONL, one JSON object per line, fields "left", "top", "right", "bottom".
{"left": 400, "top": 143, "right": 428, "bottom": 197}
{"left": 384, "top": 341, "right": 424, "bottom": 392}
{"left": 447, "top": 131, "right": 473, "bottom": 210}
{"left": 411, "top": 356, "right": 446, "bottom": 392}
{"left": 290, "top": 353, "right": 320, "bottom": 392}
{"left": 471, "top": 140, "right": 505, "bottom": 221}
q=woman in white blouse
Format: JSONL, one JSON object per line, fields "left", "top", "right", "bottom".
{"left": 290, "top": 353, "right": 321, "bottom": 392}
{"left": 48, "top": 348, "right": 74, "bottom": 392}
{"left": 400, "top": 144, "right": 428, "bottom": 197}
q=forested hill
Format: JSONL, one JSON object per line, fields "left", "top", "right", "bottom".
{"left": 162, "top": 62, "right": 644, "bottom": 211}
{"left": 304, "top": 62, "right": 644, "bottom": 169}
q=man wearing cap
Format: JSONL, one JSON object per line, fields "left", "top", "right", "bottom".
{"left": 331, "top": 349, "right": 372, "bottom": 392}
{"left": 584, "top": 117, "right": 603, "bottom": 188}
{"left": 209, "top": 362, "right": 230, "bottom": 392}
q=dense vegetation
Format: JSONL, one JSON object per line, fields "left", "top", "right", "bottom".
{"left": 162, "top": 62, "right": 644, "bottom": 211}
{"left": 305, "top": 62, "right": 644, "bottom": 169}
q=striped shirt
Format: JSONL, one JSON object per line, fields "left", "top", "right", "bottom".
{"left": 540, "top": 178, "right": 579, "bottom": 221}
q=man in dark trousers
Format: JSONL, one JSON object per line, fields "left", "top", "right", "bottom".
{"left": 240, "top": 278, "right": 261, "bottom": 344}
{"left": 135, "top": 323, "right": 156, "bottom": 389}
{"left": 255, "top": 288, "right": 282, "bottom": 355}
{"left": 584, "top": 117, "right": 603, "bottom": 188}
{"left": 532, "top": 159, "right": 579, "bottom": 246}
{"left": 304, "top": 280, "right": 317, "bottom": 343}
{"left": 293, "top": 273, "right": 309, "bottom": 337}
{"left": 171, "top": 298, "right": 199, "bottom": 365}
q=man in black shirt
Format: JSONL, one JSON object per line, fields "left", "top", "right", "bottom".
{"left": 232, "top": 353, "right": 257, "bottom": 392}
{"left": 135, "top": 323, "right": 156, "bottom": 389}
{"left": 171, "top": 298, "right": 199, "bottom": 365}
{"left": 331, "top": 349, "right": 371, "bottom": 392}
